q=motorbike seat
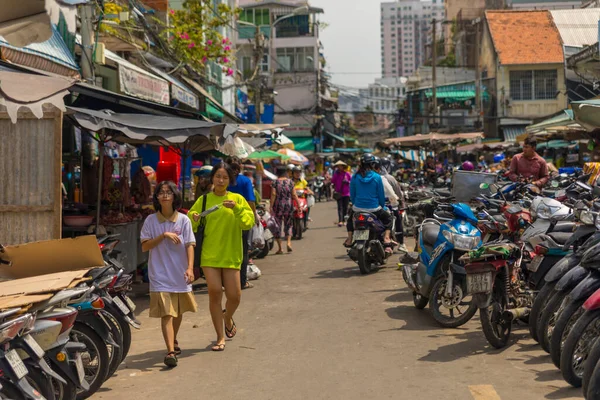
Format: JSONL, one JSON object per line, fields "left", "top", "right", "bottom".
{"left": 434, "top": 189, "right": 452, "bottom": 198}
{"left": 543, "top": 189, "right": 557, "bottom": 197}
{"left": 548, "top": 232, "right": 571, "bottom": 245}
{"left": 552, "top": 221, "right": 576, "bottom": 233}
{"left": 86, "top": 266, "right": 113, "bottom": 280}
{"left": 422, "top": 224, "right": 440, "bottom": 248}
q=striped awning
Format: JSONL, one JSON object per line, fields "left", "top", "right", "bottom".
{"left": 398, "top": 149, "right": 435, "bottom": 162}
{"left": 502, "top": 126, "right": 527, "bottom": 142}
{"left": 0, "top": 25, "right": 79, "bottom": 77}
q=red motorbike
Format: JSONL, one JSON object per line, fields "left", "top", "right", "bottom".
{"left": 293, "top": 189, "right": 308, "bottom": 239}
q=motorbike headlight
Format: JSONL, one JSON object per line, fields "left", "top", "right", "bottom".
{"left": 580, "top": 210, "right": 595, "bottom": 225}
{"left": 536, "top": 204, "right": 553, "bottom": 219}
{"left": 442, "top": 231, "right": 480, "bottom": 251}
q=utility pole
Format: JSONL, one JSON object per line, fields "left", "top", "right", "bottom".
{"left": 315, "top": 22, "right": 322, "bottom": 153}
{"left": 253, "top": 26, "right": 263, "bottom": 123}
{"left": 474, "top": 18, "right": 482, "bottom": 130}
{"left": 80, "top": 4, "right": 95, "bottom": 83}
{"left": 431, "top": 18, "right": 437, "bottom": 128}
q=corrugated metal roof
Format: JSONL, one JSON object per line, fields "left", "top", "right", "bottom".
{"left": 550, "top": 9, "right": 600, "bottom": 47}
{"left": 0, "top": 25, "right": 78, "bottom": 71}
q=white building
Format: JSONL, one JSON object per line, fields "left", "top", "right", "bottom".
{"left": 380, "top": 0, "right": 446, "bottom": 78}
{"left": 367, "top": 77, "right": 407, "bottom": 114}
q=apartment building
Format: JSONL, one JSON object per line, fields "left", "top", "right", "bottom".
{"left": 366, "top": 77, "right": 407, "bottom": 114}
{"left": 381, "top": 0, "right": 446, "bottom": 78}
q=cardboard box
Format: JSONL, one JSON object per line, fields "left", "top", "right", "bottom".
{"left": 0, "top": 236, "right": 104, "bottom": 280}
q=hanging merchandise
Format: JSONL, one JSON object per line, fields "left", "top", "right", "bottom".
{"left": 219, "top": 135, "right": 251, "bottom": 159}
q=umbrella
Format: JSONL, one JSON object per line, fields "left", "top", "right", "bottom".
{"left": 247, "top": 150, "right": 291, "bottom": 161}
{"left": 277, "top": 148, "right": 309, "bottom": 165}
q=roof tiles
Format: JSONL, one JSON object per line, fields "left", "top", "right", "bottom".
{"left": 486, "top": 10, "right": 564, "bottom": 65}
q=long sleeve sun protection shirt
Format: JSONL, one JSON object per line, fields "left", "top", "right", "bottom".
{"left": 188, "top": 192, "right": 255, "bottom": 269}
{"left": 350, "top": 170, "right": 386, "bottom": 212}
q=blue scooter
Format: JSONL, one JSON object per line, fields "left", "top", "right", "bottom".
{"left": 402, "top": 203, "right": 482, "bottom": 327}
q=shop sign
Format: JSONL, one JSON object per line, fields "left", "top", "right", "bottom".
{"left": 118, "top": 65, "right": 170, "bottom": 105}
{"left": 172, "top": 85, "right": 199, "bottom": 109}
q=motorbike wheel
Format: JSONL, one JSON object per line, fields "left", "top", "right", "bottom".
{"left": 294, "top": 219, "right": 303, "bottom": 240}
{"left": 52, "top": 377, "right": 77, "bottom": 400}
{"left": 0, "top": 377, "right": 29, "bottom": 399}
{"left": 480, "top": 284, "right": 512, "bottom": 349}
{"left": 357, "top": 246, "right": 373, "bottom": 275}
{"left": 587, "top": 355, "right": 600, "bottom": 400}
{"left": 403, "top": 214, "right": 419, "bottom": 237}
{"left": 110, "top": 309, "right": 132, "bottom": 362}
{"left": 72, "top": 322, "right": 110, "bottom": 400}
{"left": 560, "top": 309, "right": 600, "bottom": 388}
{"left": 27, "top": 367, "right": 56, "bottom": 400}
{"left": 538, "top": 290, "right": 570, "bottom": 353}
{"left": 529, "top": 281, "right": 557, "bottom": 343}
{"left": 549, "top": 298, "right": 586, "bottom": 370}
{"left": 413, "top": 292, "right": 429, "bottom": 309}
{"left": 102, "top": 311, "right": 124, "bottom": 378}
{"left": 583, "top": 337, "right": 600, "bottom": 396}
{"left": 429, "top": 275, "right": 477, "bottom": 328}
{"left": 256, "top": 244, "right": 270, "bottom": 259}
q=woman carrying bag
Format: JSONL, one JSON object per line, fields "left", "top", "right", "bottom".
{"left": 331, "top": 161, "right": 351, "bottom": 227}
{"left": 188, "top": 163, "right": 255, "bottom": 351}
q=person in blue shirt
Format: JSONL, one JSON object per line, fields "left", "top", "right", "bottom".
{"left": 343, "top": 153, "right": 393, "bottom": 252}
{"left": 226, "top": 157, "right": 258, "bottom": 290}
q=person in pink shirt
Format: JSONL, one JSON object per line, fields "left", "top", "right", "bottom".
{"left": 331, "top": 161, "right": 352, "bottom": 226}
{"left": 508, "top": 138, "right": 549, "bottom": 188}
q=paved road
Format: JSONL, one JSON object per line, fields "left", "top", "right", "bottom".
{"left": 94, "top": 202, "right": 583, "bottom": 400}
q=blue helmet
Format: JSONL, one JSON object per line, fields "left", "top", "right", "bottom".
{"left": 325, "top": 161, "right": 330, "bottom": 167}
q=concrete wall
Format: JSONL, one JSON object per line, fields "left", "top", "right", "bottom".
{"left": 497, "top": 64, "right": 567, "bottom": 119}
{"left": 272, "top": 71, "right": 317, "bottom": 112}
{"left": 444, "top": 0, "right": 486, "bottom": 52}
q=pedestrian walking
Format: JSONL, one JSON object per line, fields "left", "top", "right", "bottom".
{"left": 331, "top": 160, "right": 351, "bottom": 227}
{"left": 188, "top": 163, "right": 255, "bottom": 351}
{"left": 140, "top": 181, "right": 197, "bottom": 368}
{"left": 225, "top": 157, "right": 258, "bottom": 290}
{"left": 270, "top": 166, "right": 299, "bottom": 254}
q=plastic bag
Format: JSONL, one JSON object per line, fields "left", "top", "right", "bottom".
{"left": 247, "top": 263, "right": 261, "bottom": 280}
{"left": 251, "top": 223, "right": 266, "bottom": 249}
{"left": 267, "top": 216, "right": 280, "bottom": 236}
{"left": 307, "top": 195, "right": 315, "bottom": 208}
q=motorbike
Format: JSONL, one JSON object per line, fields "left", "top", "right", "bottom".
{"left": 254, "top": 205, "right": 274, "bottom": 259}
{"left": 401, "top": 203, "right": 481, "bottom": 328}
{"left": 347, "top": 209, "right": 395, "bottom": 275}
{"left": 461, "top": 241, "right": 534, "bottom": 348}
{"left": 312, "top": 176, "right": 325, "bottom": 202}
{"left": 292, "top": 189, "right": 308, "bottom": 240}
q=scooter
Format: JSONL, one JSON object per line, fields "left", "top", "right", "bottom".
{"left": 312, "top": 176, "right": 325, "bottom": 202}
{"left": 401, "top": 203, "right": 481, "bottom": 328}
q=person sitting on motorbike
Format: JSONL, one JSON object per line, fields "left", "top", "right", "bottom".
{"left": 343, "top": 154, "right": 394, "bottom": 252}
{"left": 374, "top": 157, "right": 407, "bottom": 253}
{"left": 292, "top": 166, "right": 314, "bottom": 226}
{"left": 508, "top": 137, "right": 549, "bottom": 188}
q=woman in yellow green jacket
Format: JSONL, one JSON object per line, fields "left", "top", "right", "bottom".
{"left": 188, "top": 162, "right": 255, "bottom": 351}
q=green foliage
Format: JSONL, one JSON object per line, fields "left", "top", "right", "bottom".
{"left": 161, "top": 0, "right": 240, "bottom": 74}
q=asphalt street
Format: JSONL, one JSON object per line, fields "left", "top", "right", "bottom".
{"left": 93, "top": 201, "right": 583, "bottom": 400}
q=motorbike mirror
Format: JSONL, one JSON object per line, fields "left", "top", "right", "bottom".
{"left": 479, "top": 183, "right": 489, "bottom": 190}
{"left": 551, "top": 180, "right": 559, "bottom": 188}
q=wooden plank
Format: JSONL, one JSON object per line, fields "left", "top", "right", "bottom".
{"left": 0, "top": 205, "right": 53, "bottom": 212}
{"left": 53, "top": 111, "right": 63, "bottom": 239}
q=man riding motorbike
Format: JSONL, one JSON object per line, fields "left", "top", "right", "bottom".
{"left": 343, "top": 154, "right": 394, "bottom": 253}
{"left": 508, "top": 137, "right": 549, "bottom": 188}
{"left": 373, "top": 157, "right": 407, "bottom": 253}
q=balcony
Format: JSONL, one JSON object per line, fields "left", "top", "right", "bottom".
{"left": 275, "top": 24, "right": 315, "bottom": 38}
{"left": 237, "top": 25, "right": 271, "bottom": 40}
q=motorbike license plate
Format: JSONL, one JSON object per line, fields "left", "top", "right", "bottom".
{"left": 74, "top": 353, "right": 85, "bottom": 384}
{"left": 22, "top": 335, "right": 44, "bottom": 358}
{"left": 123, "top": 295, "right": 136, "bottom": 312}
{"left": 528, "top": 255, "right": 544, "bottom": 273}
{"left": 5, "top": 349, "right": 28, "bottom": 380}
{"left": 112, "top": 296, "right": 131, "bottom": 315}
{"left": 353, "top": 230, "right": 370, "bottom": 241}
{"left": 467, "top": 272, "right": 492, "bottom": 294}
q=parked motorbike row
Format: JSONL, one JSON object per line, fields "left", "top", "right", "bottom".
{"left": 0, "top": 241, "right": 139, "bottom": 400}
{"left": 399, "top": 170, "right": 600, "bottom": 398}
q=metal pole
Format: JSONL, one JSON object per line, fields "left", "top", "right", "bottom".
{"left": 80, "top": 4, "right": 94, "bottom": 83}
{"left": 432, "top": 18, "right": 437, "bottom": 127}
{"left": 254, "top": 25, "right": 262, "bottom": 123}
{"left": 474, "top": 19, "right": 481, "bottom": 129}
{"left": 95, "top": 139, "right": 104, "bottom": 235}
{"left": 316, "top": 22, "right": 322, "bottom": 153}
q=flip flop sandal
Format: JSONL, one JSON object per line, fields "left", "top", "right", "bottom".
{"left": 164, "top": 352, "right": 178, "bottom": 368}
{"left": 211, "top": 343, "right": 225, "bottom": 352}
{"left": 224, "top": 314, "right": 237, "bottom": 338}
{"left": 275, "top": 250, "right": 284, "bottom": 255}
{"left": 174, "top": 340, "right": 181, "bottom": 355}
{"left": 287, "top": 245, "right": 293, "bottom": 253}
{"left": 343, "top": 241, "right": 353, "bottom": 248}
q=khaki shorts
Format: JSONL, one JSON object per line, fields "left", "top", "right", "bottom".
{"left": 149, "top": 292, "right": 198, "bottom": 318}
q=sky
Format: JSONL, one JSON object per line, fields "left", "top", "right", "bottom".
{"left": 310, "top": 0, "right": 381, "bottom": 90}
